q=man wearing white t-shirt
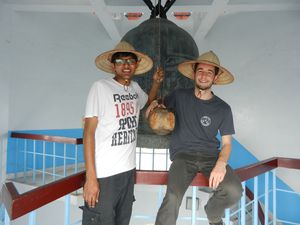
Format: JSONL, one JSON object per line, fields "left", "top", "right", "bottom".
{"left": 81, "top": 41, "right": 164, "bottom": 225}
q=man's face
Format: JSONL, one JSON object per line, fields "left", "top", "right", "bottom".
{"left": 194, "top": 63, "right": 218, "bottom": 91}
{"left": 112, "top": 56, "right": 138, "bottom": 84}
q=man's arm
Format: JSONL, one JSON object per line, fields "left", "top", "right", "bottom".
{"left": 147, "top": 67, "right": 164, "bottom": 105}
{"left": 209, "top": 135, "right": 232, "bottom": 189}
{"left": 83, "top": 117, "right": 99, "bottom": 208}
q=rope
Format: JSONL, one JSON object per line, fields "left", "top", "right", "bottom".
{"left": 157, "top": 0, "right": 163, "bottom": 101}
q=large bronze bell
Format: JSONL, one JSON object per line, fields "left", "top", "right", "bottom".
{"left": 121, "top": 8, "right": 198, "bottom": 147}
{"left": 122, "top": 18, "right": 198, "bottom": 135}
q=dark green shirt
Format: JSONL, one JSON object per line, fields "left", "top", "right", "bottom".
{"left": 165, "top": 88, "right": 235, "bottom": 160}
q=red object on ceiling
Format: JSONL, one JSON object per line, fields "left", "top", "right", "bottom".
{"left": 125, "top": 12, "right": 143, "bottom": 20}
{"left": 173, "top": 12, "right": 191, "bottom": 20}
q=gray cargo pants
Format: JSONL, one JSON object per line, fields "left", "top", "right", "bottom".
{"left": 81, "top": 169, "right": 135, "bottom": 225}
{"left": 155, "top": 152, "right": 243, "bottom": 225}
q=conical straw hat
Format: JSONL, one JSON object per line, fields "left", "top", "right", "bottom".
{"left": 95, "top": 41, "right": 153, "bottom": 75}
{"left": 178, "top": 51, "right": 234, "bottom": 85}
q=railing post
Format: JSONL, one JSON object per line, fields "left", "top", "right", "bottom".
{"left": 253, "top": 176, "right": 258, "bottom": 225}
{"left": 33, "top": 140, "right": 36, "bottom": 184}
{"left": 23, "top": 139, "right": 27, "bottom": 182}
{"left": 272, "top": 170, "right": 277, "bottom": 225}
{"left": 191, "top": 186, "right": 197, "bottom": 225}
{"left": 152, "top": 148, "right": 155, "bottom": 170}
{"left": 53, "top": 142, "right": 56, "bottom": 181}
{"left": 138, "top": 147, "right": 142, "bottom": 170}
{"left": 224, "top": 208, "right": 230, "bottom": 225}
{"left": 157, "top": 186, "right": 164, "bottom": 208}
{"left": 240, "top": 182, "right": 246, "bottom": 225}
{"left": 14, "top": 138, "right": 19, "bottom": 180}
{"left": 64, "top": 194, "right": 71, "bottom": 225}
{"left": 264, "top": 172, "right": 269, "bottom": 225}
{"left": 64, "top": 144, "right": 67, "bottom": 177}
{"left": 165, "top": 149, "right": 169, "bottom": 170}
{"left": 75, "top": 145, "right": 78, "bottom": 174}
{"left": 4, "top": 208, "right": 10, "bottom": 225}
{"left": 28, "top": 211, "right": 36, "bottom": 225}
{"left": 42, "top": 141, "right": 46, "bottom": 184}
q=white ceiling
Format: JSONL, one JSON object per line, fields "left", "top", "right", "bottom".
{"left": 4, "top": 0, "right": 300, "bottom": 41}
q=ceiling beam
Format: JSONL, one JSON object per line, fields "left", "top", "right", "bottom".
{"left": 105, "top": 5, "right": 211, "bottom": 13}
{"left": 194, "top": 0, "right": 229, "bottom": 41}
{"left": 9, "top": 2, "right": 300, "bottom": 14}
{"left": 89, "top": 0, "right": 120, "bottom": 41}
{"left": 5, "top": 1, "right": 300, "bottom": 42}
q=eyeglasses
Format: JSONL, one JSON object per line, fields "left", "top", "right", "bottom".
{"left": 114, "top": 58, "right": 137, "bottom": 66}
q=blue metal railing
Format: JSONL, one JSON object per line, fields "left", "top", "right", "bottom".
{"left": 3, "top": 132, "right": 300, "bottom": 225}
{"left": 7, "top": 132, "right": 84, "bottom": 186}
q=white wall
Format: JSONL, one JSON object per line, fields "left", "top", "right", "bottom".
{"left": 196, "top": 11, "right": 300, "bottom": 191}
{"left": 9, "top": 10, "right": 113, "bottom": 130}
{"left": 199, "top": 11, "right": 300, "bottom": 158}
{"left": 0, "top": 1, "right": 11, "bottom": 200}
{"left": 1, "top": 4, "right": 300, "bottom": 193}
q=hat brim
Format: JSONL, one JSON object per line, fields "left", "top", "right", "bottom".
{"left": 95, "top": 49, "right": 153, "bottom": 75}
{"left": 178, "top": 60, "right": 234, "bottom": 85}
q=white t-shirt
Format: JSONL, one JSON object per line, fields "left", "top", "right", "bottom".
{"left": 85, "top": 78, "right": 148, "bottom": 178}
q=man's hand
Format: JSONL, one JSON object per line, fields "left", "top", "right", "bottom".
{"left": 83, "top": 178, "right": 100, "bottom": 208}
{"left": 153, "top": 67, "right": 164, "bottom": 84}
{"left": 145, "top": 100, "right": 166, "bottom": 119}
{"left": 147, "top": 67, "right": 165, "bottom": 105}
{"left": 209, "top": 161, "right": 227, "bottom": 189}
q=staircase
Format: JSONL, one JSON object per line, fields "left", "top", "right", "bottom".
{"left": 2, "top": 132, "right": 300, "bottom": 225}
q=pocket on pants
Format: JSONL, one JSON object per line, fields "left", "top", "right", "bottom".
{"left": 80, "top": 206, "right": 101, "bottom": 225}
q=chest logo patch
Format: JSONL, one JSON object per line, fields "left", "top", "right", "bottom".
{"left": 200, "top": 116, "right": 211, "bottom": 127}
